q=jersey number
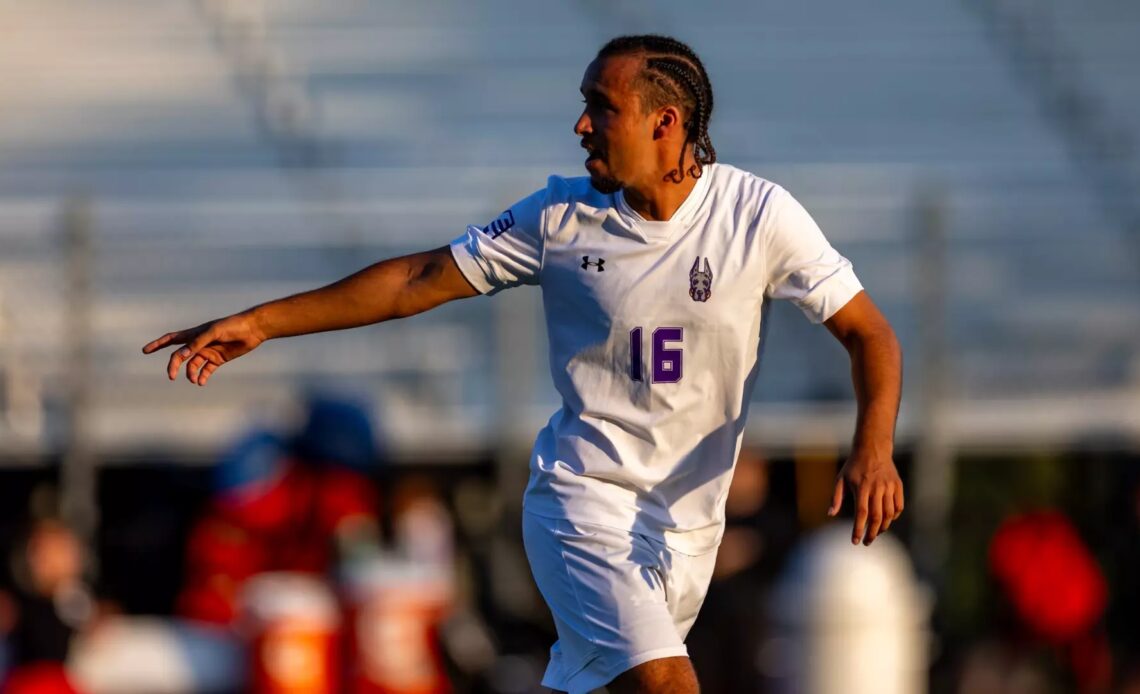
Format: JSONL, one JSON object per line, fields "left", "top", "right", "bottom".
{"left": 629, "top": 327, "right": 683, "bottom": 383}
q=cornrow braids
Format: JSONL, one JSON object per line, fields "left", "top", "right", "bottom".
{"left": 597, "top": 35, "right": 717, "bottom": 179}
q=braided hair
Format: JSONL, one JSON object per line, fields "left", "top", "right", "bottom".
{"left": 597, "top": 35, "right": 717, "bottom": 180}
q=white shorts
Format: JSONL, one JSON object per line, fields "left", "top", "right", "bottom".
{"left": 521, "top": 510, "right": 718, "bottom": 694}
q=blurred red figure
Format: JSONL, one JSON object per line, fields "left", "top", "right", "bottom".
{"left": 179, "top": 397, "right": 382, "bottom": 626}
{"left": 989, "top": 511, "right": 1106, "bottom": 643}
{"left": 988, "top": 510, "right": 1112, "bottom": 692}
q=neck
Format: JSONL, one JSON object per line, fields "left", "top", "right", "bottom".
{"left": 622, "top": 150, "right": 702, "bottom": 222}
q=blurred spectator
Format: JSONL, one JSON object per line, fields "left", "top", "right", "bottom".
{"left": 179, "top": 395, "right": 382, "bottom": 626}
{"left": 9, "top": 520, "right": 91, "bottom": 662}
{"left": 955, "top": 510, "right": 1112, "bottom": 694}
{"left": 0, "top": 518, "right": 93, "bottom": 693}
{"left": 988, "top": 511, "right": 1107, "bottom": 646}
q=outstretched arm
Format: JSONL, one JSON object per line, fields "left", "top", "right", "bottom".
{"left": 142, "top": 246, "right": 478, "bottom": 385}
{"left": 823, "top": 291, "right": 904, "bottom": 545}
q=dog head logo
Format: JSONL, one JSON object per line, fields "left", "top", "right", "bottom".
{"left": 689, "top": 257, "right": 713, "bottom": 302}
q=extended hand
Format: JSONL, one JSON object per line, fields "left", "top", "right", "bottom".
{"left": 827, "top": 449, "right": 904, "bottom": 546}
{"left": 141, "top": 313, "right": 265, "bottom": 386}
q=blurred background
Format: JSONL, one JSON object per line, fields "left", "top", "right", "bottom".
{"left": 1, "top": 0, "right": 1138, "bottom": 692}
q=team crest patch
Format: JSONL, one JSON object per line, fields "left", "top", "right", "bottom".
{"left": 689, "top": 256, "right": 713, "bottom": 302}
{"left": 482, "top": 210, "right": 515, "bottom": 239}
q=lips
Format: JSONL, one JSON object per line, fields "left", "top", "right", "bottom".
{"left": 581, "top": 141, "right": 604, "bottom": 162}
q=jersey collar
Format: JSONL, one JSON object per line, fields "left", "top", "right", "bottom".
{"left": 614, "top": 163, "right": 714, "bottom": 239}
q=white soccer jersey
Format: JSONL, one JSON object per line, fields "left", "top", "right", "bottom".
{"left": 450, "top": 163, "right": 862, "bottom": 554}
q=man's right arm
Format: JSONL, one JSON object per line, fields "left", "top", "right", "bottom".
{"left": 251, "top": 245, "right": 478, "bottom": 338}
{"left": 142, "top": 246, "right": 479, "bottom": 385}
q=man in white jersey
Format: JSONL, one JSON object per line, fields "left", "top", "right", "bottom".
{"left": 144, "top": 35, "right": 903, "bottom": 694}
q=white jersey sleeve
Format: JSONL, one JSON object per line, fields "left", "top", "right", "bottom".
{"left": 449, "top": 187, "right": 547, "bottom": 295}
{"left": 762, "top": 187, "right": 864, "bottom": 323}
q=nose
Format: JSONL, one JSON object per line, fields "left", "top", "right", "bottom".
{"left": 573, "top": 110, "right": 591, "bottom": 136}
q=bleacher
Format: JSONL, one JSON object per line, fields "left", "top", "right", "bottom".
{"left": 1, "top": 0, "right": 1137, "bottom": 458}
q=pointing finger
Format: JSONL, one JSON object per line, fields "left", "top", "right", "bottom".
{"left": 143, "top": 331, "right": 184, "bottom": 354}
{"left": 141, "top": 334, "right": 169, "bottom": 354}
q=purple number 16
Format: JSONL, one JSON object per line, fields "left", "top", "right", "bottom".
{"left": 629, "top": 327, "right": 683, "bottom": 383}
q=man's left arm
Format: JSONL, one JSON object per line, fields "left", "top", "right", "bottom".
{"left": 823, "top": 291, "right": 904, "bottom": 546}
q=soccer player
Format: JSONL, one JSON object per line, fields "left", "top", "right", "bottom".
{"left": 143, "top": 35, "right": 904, "bottom": 694}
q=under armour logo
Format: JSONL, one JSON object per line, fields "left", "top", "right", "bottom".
{"left": 581, "top": 256, "right": 605, "bottom": 272}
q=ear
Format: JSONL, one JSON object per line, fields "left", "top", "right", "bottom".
{"left": 653, "top": 105, "right": 683, "bottom": 141}
{"left": 704, "top": 258, "right": 713, "bottom": 280}
{"left": 690, "top": 256, "right": 700, "bottom": 278}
